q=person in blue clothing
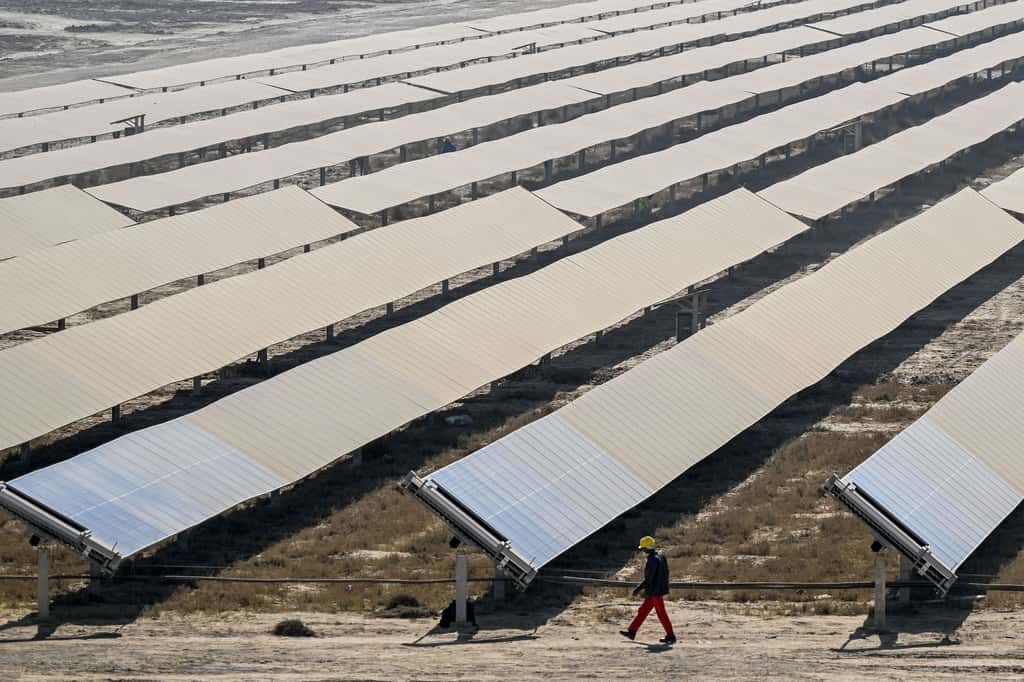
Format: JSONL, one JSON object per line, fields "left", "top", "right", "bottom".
{"left": 620, "top": 536, "right": 676, "bottom": 645}
{"left": 441, "top": 137, "right": 457, "bottom": 154}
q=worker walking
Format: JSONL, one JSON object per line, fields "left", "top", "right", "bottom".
{"left": 620, "top": 536, "right": 676, "bottom": 645}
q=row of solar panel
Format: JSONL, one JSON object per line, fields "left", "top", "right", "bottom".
{"left": 0, "top": 0, "right": 774, "bottom": 119}
{"left": 2, "top": 26, "right": 1023, "bottom": 460}
{"left": 2, "top": 0, "right": 1024, "bottom": 578}
{"left": 2, "top": 0, "right": 1008, "bottom": 198}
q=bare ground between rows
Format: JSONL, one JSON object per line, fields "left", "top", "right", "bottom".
{"left": 2, "top": 601, "right": 1024, "bottom": 680}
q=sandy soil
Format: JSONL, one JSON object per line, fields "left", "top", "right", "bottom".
{"left": 2, "top": 600, "right": 1023, "bottom": 680}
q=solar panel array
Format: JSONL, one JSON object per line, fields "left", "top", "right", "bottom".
{"left": 0, "top": 188, "right": 809, "bottom": 561}
{"left": 415, "top": 189, "right": 1024, "bottom": 576}
{"left": 1, "top": 0, "right": 1022, "bottom": 585}
{"left": 982, "top": 165, "right": 1024, "bottom": 214}
{"left": 759, "top": 81, "right": 1024, "bottom": 219}
{"left": 405, "top": 0, "right": 895, "bottom": 94}
{"left": 0, "top": 185, "right": 135, "bottom": 261}
{"left": 0, "top": 186, "right": 356, "bottom": 335}
{"left": 318, "top": 21, "right": 985, "bottom": 216}
{"left": 78, "top": 83, "right": 597, "bottom": 212}
{"left": 0, "top": 0, "right": 699, "bottom": 119}
{"left": 0, "top": 1, "right": 850, "bottom": 196}
{"left": 0, "top": 80, "right": 285, "bottom": 154}
{"left": 0, "top": 188, "right": 584, "bottom": 452}
{"left": 827, "top": 324, "right": 1024, "bottom": 591}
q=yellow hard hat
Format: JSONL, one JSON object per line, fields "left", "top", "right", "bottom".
{"left": 638, "top": 536, "right": 656, "bottom": 550}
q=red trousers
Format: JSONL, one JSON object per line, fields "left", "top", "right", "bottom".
{"left": 629, "top": 595, "right": 674, "bottom": 636}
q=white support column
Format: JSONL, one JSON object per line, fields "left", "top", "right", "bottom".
{"left": 874, "top": 554, "right": 887, "bottom": 630}
{"left": 37, "top": 549, "right": 50, "bottom": 619}
{"left": 455, "top": 553, "right": 469, "bottom": 625}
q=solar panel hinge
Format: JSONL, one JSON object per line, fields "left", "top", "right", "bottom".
{"left": 0, "top": 482, "right": 122, "bottom": 575}
{"left": 823, "top": 474, "right": 957, "bottom": 595}
{"left": 399, "top": 471, "right": 537, "bottom": 588}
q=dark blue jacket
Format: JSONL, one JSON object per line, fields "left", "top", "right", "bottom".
{"left": 637, "top": 551, "right": 670, "bottom": 597}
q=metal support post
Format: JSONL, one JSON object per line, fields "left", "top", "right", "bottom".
{"left": 326, "top": 324, "right": 334, "bottom": 341}
{"left": 130, "top": 294, "right": 139, "bottom": 310}
{"left": 88, "top": 561, "right": 103, "bottom": 593}
{"left": 493, "top": 563, "right": 506, "bottom": 602}
{"left": 853, "top": 120, "right": 864, "bottom": 152}
{"left": 898, "top": 553, "right": 913, "bottom": 603}
{"left": 386, "top": 302, "right": 395, "bottom": 316}
{"left": 577, "top": 149, "right": 586, "bottom": 169}
{"left": 428, "top": 195, "right": 435, "bottom": 212}
{"left": 111, "top": 404, "right": 121, "bottom": 423}
{"left": 258, "top": 257, "right": 266, "bottom": 269}
{"left": 197, "top": 273, "right": 206, "bottom": 286}
{"left": 874, "top": 554, "right": 887, "bottom": 630}
{"left": 20, "top": 442, "right": 30, "bottom": 463}
{"left": 57, "top": 318, "right": 66, "bottom": 331}
{"left": 37, "top": 549, "right": 50, "bottom": 619}
{"left": 258, "top": 348, "right": 269, "bottom": 371}
{"left": 492, "top": 262, "right": 500, "bottom": 277}
{"left": 442, "top": 279, "right": 450, "bottom": 296}
{"left": 544, "top": 159, "right": 553, "bottom": 181}
{"left": 319, "top": 167, "right": 326, "bottom": 186}
{"left": 455, "top": 553, "right": 469, "bottom": 625}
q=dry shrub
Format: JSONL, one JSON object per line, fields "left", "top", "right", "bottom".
{"left": 273, "top": 619, "right": 316, "bottom": 637}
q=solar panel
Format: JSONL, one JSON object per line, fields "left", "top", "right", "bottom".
{"left": 79, "top": 20, "right": 851, "bottom": 213}
{"left": 0, "top": 187, "right": 808, "bottom": 569}
{"left": 0, "top": 80, "right": 285, "bottom": 154}
{"left": 808, "top": 0, "right": 973, "bottom": 35}
{"left": 0, "top": 83, "right": 440, "bottom": 194}
{"left": 403, "top": 188, "right": 1024, "bottom": 585}
{"left": 758, "top": 81, "right": 1024, "bottom": 220}
{"left": 105, "top": 0, "right": 706, "bottom": 91}
{"left": 924, "top": 0, "right": 1024, "bottom": 36}
{"left": 562, "top": 26, "right": 826, "bottom": 95}
{"left": 407, "top": 0, "right": 881, "bottom": 94}
{"left": 862, "top": 29, "right": 1024, "bottom": 97}
{"left": 0, "top": 185, "right": 357, "bottom": 335}
{"left": 80, "top": 82, "right": 596, "bottom": 212}
{"left": 314, "top": 15, "right": 984, "bottom": 217}
{"left": 825, "top": 328, "right": 1024, "bottom": 593}
{"left": 0, "top": 80, "right": 135, "bottom": 119}
{"left": 982, "top": 166, "right": 1024, "bottom": 215}
{"left": 0, "top": 185, "right": 135, "bottom": 261}
{"left": 0, "top": 188, "right": 582, "bottom": 452}
{"left": 253, "top": 25, "right": 608, "bottom": 95}
{"left": 532, "top": 81, "right": 904, "bottom": 217}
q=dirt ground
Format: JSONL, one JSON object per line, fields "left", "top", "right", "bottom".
{"left": 2, "top": 600, "right": 1024, "bottom": 680}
